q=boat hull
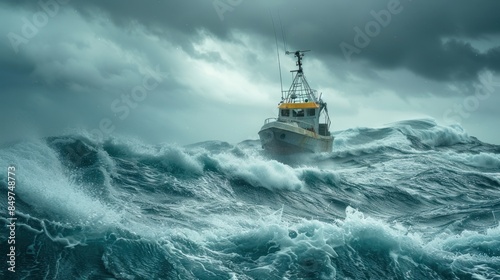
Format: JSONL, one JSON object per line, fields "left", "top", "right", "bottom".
{"left": 258, "top": 121, "right": 333, "bottom": 154}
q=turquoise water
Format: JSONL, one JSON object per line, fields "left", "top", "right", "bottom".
{"left": 1, "top": 119, "right": 499, "bottom": 279}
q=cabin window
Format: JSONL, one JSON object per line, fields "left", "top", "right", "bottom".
{"left": 292, "top": 109, "right": 304, "bottom": 117}
{"left": 307, "top": 109, "right": 316, "bottom": 116}
{"left": 281, "top": 109, "right": 290, "bottom": 117}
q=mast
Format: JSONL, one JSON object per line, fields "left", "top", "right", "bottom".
{"left": 283, "top": 50, "right": 316, "bottom": 103}
{"left": 279, "top": 50, "right": 332, "bottom": 133}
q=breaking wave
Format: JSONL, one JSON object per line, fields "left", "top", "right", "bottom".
{"left": 1, "top": 119, "right": 499, "bottom": 279}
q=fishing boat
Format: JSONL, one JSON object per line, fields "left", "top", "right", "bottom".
{"left": 258, "top": 50, "right": 333, "bottom": 153}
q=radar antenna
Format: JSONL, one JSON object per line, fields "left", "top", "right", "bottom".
{"left": 286, "top": 50, "right": 310, "bottom": 73}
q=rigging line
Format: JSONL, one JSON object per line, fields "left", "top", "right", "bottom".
{"left": 270, "top": 11, "right": 284, "bottom": 99}
{"left": 278, "top": 11, "right": 287, "bottom": 52}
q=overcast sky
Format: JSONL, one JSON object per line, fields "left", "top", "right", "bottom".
{"left": 1, "top": 0, "right": 500, "bottom": 145}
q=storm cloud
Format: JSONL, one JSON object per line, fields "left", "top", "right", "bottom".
{"left": 1, "top": 0, "right": 499, "bottom": 145}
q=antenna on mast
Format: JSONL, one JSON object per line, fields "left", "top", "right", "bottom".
{"left": 286, "top": 50, "right": 310, "bottom": 74}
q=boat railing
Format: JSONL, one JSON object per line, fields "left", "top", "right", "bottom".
{"left": 265, "top": 118, "right": 317, "bottom": 129}
{"left": 281, "top": 118, "right": 313, "bottom": 128}
{"left": 264, "top": 118, "right": 278, "bottom": 124}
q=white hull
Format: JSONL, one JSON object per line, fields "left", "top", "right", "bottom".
{"left": 259, "top": 121, "right": 333, "bottom": 154}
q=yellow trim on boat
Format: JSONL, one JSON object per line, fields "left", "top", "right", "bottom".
{"left": 278, "top": 102, "right": 320, "bottom": 109}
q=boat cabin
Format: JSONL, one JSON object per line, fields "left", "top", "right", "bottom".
{"left": 278, "top": 102, "right": 318, "bottom": 129}
{"left": 278, "top": 102, "right": 330, "bottom": 136}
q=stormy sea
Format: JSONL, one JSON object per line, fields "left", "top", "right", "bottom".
{"left": 1, "top": 119, "right": 499, "bottom": 280}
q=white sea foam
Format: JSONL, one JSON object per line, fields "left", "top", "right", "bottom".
{"left": 0, "top": 139, "right": 122, "bottom": 225}
{"left": 394, "top": 119, "right": 471, "bottom": 147}
{"left": 1, "top": 126, "right": 498, "bottom": 279}
{"left": 158, "top": 145, "right": 204, "bottom": 175}
{"left": 333, "top": 126, "right": 412, "bottom": 155}
{"left": 464, "top": 152, "right": 500, "bottom": 169}
{"left": 443, "top": 151, "right": 500, "bottom": 170}
{"left": 213, "top": 152, "right": 305, "bottom": 191}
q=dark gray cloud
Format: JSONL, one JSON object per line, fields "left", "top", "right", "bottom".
{"left": 1, "top": 0, "right": 500, "bottom": 145}
{"left": 32, "top": 0, "right": 500, "bottom": 82}
{"left": 3, "top": 0, "right": 500, "bottom": 84}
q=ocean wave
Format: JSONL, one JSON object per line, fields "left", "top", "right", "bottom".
{"left": 1, "top": 119, "right": 499, "bottom": 279}
{"left": 333, "top": 119, "right": 474, "bottom": 159}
